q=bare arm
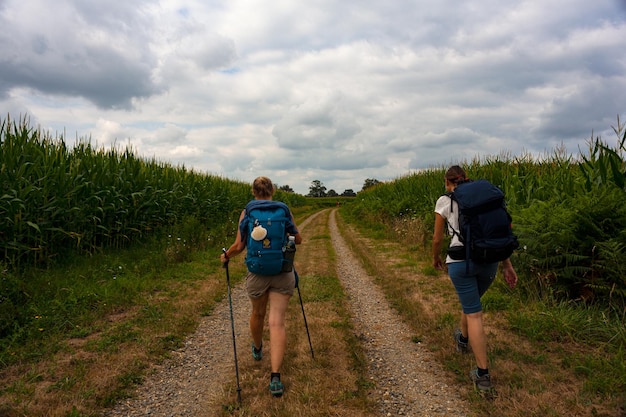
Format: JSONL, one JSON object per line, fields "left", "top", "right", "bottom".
{"left": 432, "top": 213, "right": 446, "bottom": 270}
{"left": 220, "top": 210, "right": 246, "bottom": 263}
{"left": 500, "top": 258, "right": 518, "bottom": 289}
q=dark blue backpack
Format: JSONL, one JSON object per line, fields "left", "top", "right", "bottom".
{"left": 447, "top": 179, "right": 519, "bottom": 265}
{"left": 241, "top": 200, "right": 292, "bottom": 275}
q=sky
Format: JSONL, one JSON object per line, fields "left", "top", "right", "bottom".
{"left": 2, "top": 0, "right": 626, "bottom": 195}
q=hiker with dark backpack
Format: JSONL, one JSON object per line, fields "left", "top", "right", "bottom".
{"left": 220, "top": 176, "right": 302, "bottom": 398}
{"left": 432, "top": 165, "right": 518, "bottom": 393}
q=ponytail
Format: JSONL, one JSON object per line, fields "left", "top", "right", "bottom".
{"left": 445, "top": 165, "right": 468, "bottom": 185}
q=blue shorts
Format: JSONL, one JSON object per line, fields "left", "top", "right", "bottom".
{"left": 447, "top": 261, "right": 498, "bottom": 314}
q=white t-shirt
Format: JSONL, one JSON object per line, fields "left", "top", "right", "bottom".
{"left": 434, "top": 194, "right": 464, "bottom": 263}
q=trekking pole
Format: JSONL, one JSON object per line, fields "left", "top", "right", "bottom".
{"left": 222, "top": 248, "right": 242, "bottom": 405}
{"left": 294, "top": 269, "right": 314, "bottom": 359}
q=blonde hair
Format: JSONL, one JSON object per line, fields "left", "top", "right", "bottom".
{"left": 445, "top": 165, "right": 468, "bottom": 185}
{"left": 252, "top": 176, "right": 275, "bottom": 198}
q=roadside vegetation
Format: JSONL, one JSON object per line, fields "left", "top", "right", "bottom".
{"left": 1, "top": 113, "right": 625, "bottom": 416}
{"left": 343, "top": 116, "right": 626, "bottom": 416}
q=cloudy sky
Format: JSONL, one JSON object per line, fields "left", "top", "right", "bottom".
{"left": 2, "top": 0, "right": 626, "bottom": 194}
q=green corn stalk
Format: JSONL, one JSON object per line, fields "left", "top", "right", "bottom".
{"left": 1, "top": 115, "right": 255, "bottom": 270}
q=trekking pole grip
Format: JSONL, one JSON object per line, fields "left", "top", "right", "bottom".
{"left": 222, "top": 247, "right": 229, "bottom": 269}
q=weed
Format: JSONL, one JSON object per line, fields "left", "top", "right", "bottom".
{"left": 481, "top": 291, "right": 513, "bottom": 312}
{"left": 422, "top": 264, "right": 439, "bottom": 276}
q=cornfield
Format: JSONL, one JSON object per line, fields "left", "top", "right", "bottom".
{"left": 347, "top": 116, "right": 626, "bottom": 308}
{"left": 1, "top": 115, "right": 253, "bottom": 269}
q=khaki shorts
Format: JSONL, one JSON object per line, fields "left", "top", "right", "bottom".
{"left": 246, "top": 270, "right": 295, "bottom": 299}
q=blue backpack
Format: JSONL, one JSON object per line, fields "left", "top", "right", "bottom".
{"left": 240, "top": 200, "right": 293, "bottom": 275}
{"left": 447, "top": 179, "right": 519, "bottom": 264}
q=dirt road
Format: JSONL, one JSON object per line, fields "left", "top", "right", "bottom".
{"left": 103, "top": 209, "right": 470, "bottom": 416}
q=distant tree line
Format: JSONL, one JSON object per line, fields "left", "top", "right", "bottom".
{"left": 275, "top": 178, "right": 381, "bottom": 197}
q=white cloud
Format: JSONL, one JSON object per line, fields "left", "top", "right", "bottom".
{"left": 0, "top": 0, "right": 625, "bottom": 194}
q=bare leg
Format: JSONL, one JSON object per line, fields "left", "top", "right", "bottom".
{"left": 268, "top": 292, "right": 291, "bottom": 373}
{"left": 466, "top": 311, "right": 488, "bottom": 370}
{"left": 250, "top": 293, "right": 269, "bottom": 349}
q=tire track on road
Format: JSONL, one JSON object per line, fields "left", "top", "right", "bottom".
{"left": 328, "top": 209, "right": 470, "bottom": 417}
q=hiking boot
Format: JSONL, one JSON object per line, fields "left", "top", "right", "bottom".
{"left": 251, "top": 342, "right": 262, "bottom": 361}
{"left": 454, "top": 328, "right": 469, "bottom": 353}
{"left": 269, "top": 379, "right": 284, "bottom": 397}
{"left": 469, "top": 368, "right": 493, "bottom": 392}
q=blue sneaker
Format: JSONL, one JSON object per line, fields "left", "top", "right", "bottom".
{"left": 269, "top": 379, "right": 284, "bottom": 397}
{"left": 252, "top": 342, "right": 262, "bottom": 361}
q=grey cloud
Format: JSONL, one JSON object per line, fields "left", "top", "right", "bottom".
{"left": 168, "top": 22, "right": 238, "bottom": 73}
{"left": 406, "top": 127, "right": 504, "bottom": 170}
{"left": 3, "top": 0, "right": 626, "bottom": 196}
{"left": 533, "top": 79, "right": 626, "bottom": 141}
{"left": 151, "top": 124, "right": 189, "bottom": 145}
{"left": 272, "top": 118, "right": 361, "bottom": 150}
{"left": 72, "top": 0, "right": 153, "bottom": 35}
{"left": 272, "top": 94, "right": 362, "bottom": 150}
{"left": 192, "top": 38, "right": 237, "bottom": 71}
{"left": 0, "top": 0, "right": 161, "bottom": 109}
{"left": 316, "top": 151, "right": 387, "bottom": 171}
{"left": 419, "top": 128, "right": 483, "bottom": 149}
{"left": 265, "top": 146, "right": 387, "bottom": 172}
{"left": 0, "top": 52, "right": 159, "bottom": 109}
{"left": 217, "top": 149, "right": 260, "bottom": 174}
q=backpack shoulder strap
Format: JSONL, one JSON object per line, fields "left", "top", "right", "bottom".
{"left": 441, "top": 191, "right": 463, "bottom": 241}
{"left": 240, "top": 200, "right": 292, "bottom": 243}
{"left": 443, "top": 191, "right": 454, "bottom": 213}
{"left": 453, "top": 179, "right": 504, "bottom": 212}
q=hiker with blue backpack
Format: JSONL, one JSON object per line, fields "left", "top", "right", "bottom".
{"left": 432, "top": 165, "right": 518, "bottom": 393}
{"left": 220, "top": 176, "right": 302, "bottom": 398}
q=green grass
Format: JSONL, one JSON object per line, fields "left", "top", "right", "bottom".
{"left": 301, "top": 274, "right": 344, "bottom": 302}
{"left": 0, "top": 238, "right": 216, "bottom": 366}
{"left": 509, "top": 300, "right": 626, "bottom": 346}
{"left": 504, "top": 298, "right": 626, "bottom": 399}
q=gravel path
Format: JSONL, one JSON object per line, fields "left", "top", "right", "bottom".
{"left": 101, "top": 278, "right": 251, "bottom": 416}
{"left": 102, "top": 209, "right": 470, "bottom": 416}
{"left": 328, "top": 210, "right": 469, "bottom": 417}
